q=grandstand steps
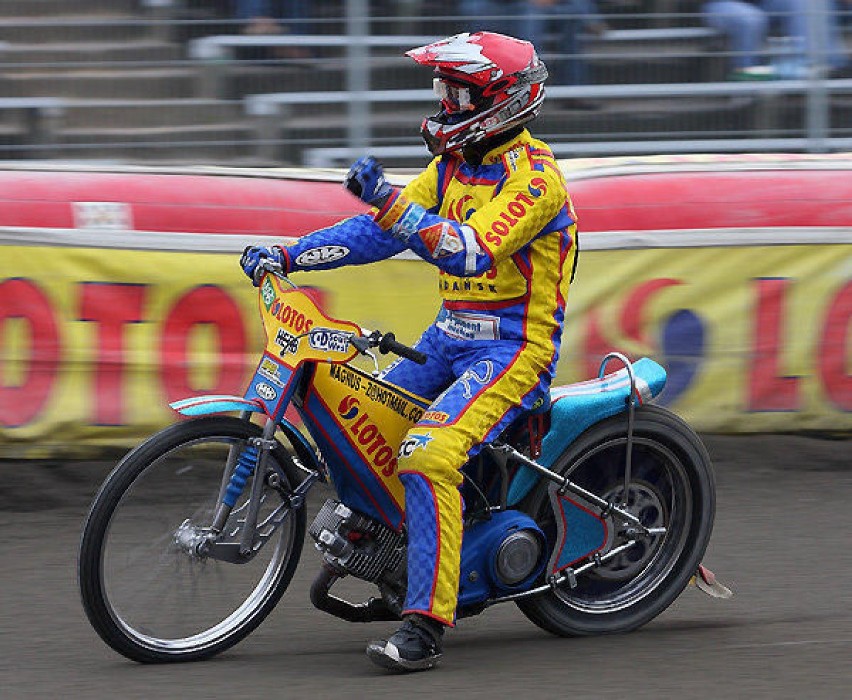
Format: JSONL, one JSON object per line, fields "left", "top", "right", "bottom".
{"left": 0, "top": 15, "right": 156, "bottom": 44}
{"left": 55, "top": 122, "right": 257, "bottom": 161}
{"left": 3, "top": 68, "right": 197, "bottom": 100}
{"left": 61, "top": 99, "right": 244, "bottom": 130}
{"left": 273, "top": 108, "right": 426, "bottom": 164}
{"left": 220, "top": 62, "right": 348, "bottom": 99}
{"left": 0, "top": 0, "right": 139, "bottom": 17}
{"left": 0, "top": 1, "right": 844, "bottom": 165}
{"left": 275, "top": 97, "right": 760, "bottom": 164}
{"left": 0, "top": 41, "right": 183, "bottom": 66}
{"left": 537, "top": 97, "right": 754, "bottom": 139}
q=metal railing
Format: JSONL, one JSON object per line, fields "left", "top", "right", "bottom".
{"left": 0, "top": 0, "right": 848, "bottom": 166}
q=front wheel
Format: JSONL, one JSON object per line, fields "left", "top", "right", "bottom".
{"left": 78, "top": 416, "right": 307, "bottom": 663}
{"left": 517, "top": 404, "right": 715, "bottom": 636}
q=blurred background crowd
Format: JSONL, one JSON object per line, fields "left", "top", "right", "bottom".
{"left": 0, "top": 0, "right": 850, "bottom": 167}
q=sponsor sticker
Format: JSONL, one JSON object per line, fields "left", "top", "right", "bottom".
{"left": 261, "top": 277, "right": 276, "bottom": 310}
{"left": 422, "top": 410, "right": 450, "bottom": 423}
{"left": 275, "top": 328, "right": 300, "bottom": 354}
{"left": 398, "top": 432, "right": 433, "bottom": 459}
{"left": 504, "top": 146, "right": 523, "bottom": 172}
{"left": 436, "top": 309, "right": 500, "bottom": 341}
{"left": 419, "top": 222, "right": 464, "bottom": 259}
{"left": 393, "top": 203, "right": 426, "bottom": 241}
{"left": 295, "top": 245, "right": 350, "bottom": 267}
{"left": 73, "top": 201, "right": 133, "bottom": 231}
{"left": 255, "top": 382, "right": 278, "bottom": 401}
{"left": 309, "top": 327, "right": 352, "bottom": 354}
{"left": 259, "top": 357, "right": 285, "bottom": 387}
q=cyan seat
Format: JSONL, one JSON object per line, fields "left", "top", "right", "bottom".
{"left": 507, "top": 357, "right": 667, "bottom": 505}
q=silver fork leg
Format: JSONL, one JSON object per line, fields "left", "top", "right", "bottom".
{"left": 239, "top": 418, "right": 277, "bottom": 556}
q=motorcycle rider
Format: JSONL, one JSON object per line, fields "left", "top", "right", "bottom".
{"left": 241, "top": 31, "right": 578, "bottom": 672}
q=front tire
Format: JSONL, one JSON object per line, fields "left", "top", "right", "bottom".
{"left": 518, "top": 405, "right": 715, "bottom": 636}
{"left": 78, "top": 416, "right": 307, "bottom": 663}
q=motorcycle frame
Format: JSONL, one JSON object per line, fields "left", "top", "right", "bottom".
{"left": 178, "top": 270, "right": 666, "bottom": 605}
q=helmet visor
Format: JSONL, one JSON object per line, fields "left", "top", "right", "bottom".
{"left": 433, "top": 78, "right": 475, "bottom": 113}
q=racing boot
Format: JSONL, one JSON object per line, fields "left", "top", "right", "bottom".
{"left": 366, "top": 614, "right": 444, "bottom": 671}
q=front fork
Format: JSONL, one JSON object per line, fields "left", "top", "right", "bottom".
{"left": 209, "top": 415, "right": 278, "bottom": 554}
{"left": 185, "top": 413, "right": 320, "bottom": 562}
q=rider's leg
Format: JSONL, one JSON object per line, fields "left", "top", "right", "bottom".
{"left": 368, "top": 339, "right": 553, "bottom": 670}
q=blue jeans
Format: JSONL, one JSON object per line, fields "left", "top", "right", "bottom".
{"left": 703, "top": 0, "right": 848, "bottom": 70}
{"left": 702, "top": 1, "right": 769, "bottom": 69}
{"left": 233, "top": 0, "right": 308, "bottom": 22}
{"left": 762, "top": 0, "right": 848, "bottom": 69}
{"left": 457, "top": 0, "right": 529, "bottom": 37}
{"left": 521, "top": 0, "right": 601, "bottom": 86}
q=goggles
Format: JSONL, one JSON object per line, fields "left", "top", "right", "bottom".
{"left": 433, "top": 78, "right": 475, "bottom": 112}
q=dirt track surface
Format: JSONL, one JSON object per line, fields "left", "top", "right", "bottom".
{"left": 1, "top": 434, "right": 850, "bottom": 699}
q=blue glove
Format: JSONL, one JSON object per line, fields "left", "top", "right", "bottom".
{"left": 344, "top": 156, "right": 394, "bottom": 208}
{"left": 240, "top": 245, "right": 285, "bottom": 286}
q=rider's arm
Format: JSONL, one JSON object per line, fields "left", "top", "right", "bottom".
{"left": 282, "top": 214, "right": 407, "bottom": 272}
{"left": 282, "top": 159, "right": 442, "bottom": 273}
{"left": 374, "top": 164, "right": 569, "bottom": 276}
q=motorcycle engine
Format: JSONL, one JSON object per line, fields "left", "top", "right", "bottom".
{"left": 308, "top": 499, "right": 405, "bottom": 584}
{"left": 457, "top": 510, "right": 546, "bottom": 608}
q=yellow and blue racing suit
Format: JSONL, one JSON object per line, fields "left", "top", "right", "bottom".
{"left": 281, "top": 129, "right": 577, "bottom": 626}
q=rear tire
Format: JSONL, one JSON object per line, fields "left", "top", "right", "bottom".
{"left": 79, "top": 416, "right": 307, "bottom": 663}
{"left": 517, "top": 404, "right": 715, "bottom": 636}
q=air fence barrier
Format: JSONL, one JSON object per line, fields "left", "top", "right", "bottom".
{"left": 0, "top": 1, "right": 849, "bottom": 165}
{"left": 0, "top": 155, "right": 850, "bottom": 456}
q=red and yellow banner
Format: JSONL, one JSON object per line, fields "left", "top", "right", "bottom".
{"left": 1, "top": 241, "right": 849, "bottom": 456}
{"left": 1, "top": 158, "right": 851, "bottom": 455}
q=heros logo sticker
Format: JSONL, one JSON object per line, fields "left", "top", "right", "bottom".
{"left": 275, "top": 328, "right": 300, "bottom": 355}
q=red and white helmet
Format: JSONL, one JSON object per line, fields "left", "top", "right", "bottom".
{"left": 406, "top": 32, "right": 548, "bottom": 156}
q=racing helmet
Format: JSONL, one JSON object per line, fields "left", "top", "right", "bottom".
{"left": 406, "top": 32, "right": 548, "bottom": 156}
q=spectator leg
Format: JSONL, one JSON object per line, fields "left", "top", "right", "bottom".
{"left": 702, "top": 0, "right": 769, "bottom": 69}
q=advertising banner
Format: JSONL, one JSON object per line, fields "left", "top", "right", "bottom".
{"left": 1, "top": 241, "right": 849, "bottom": 456}
{"left": 1, "top": 158, "right": 850, "bottom": 455}
{"left": 0, "top": 247, "right": 437, "bottom": 456}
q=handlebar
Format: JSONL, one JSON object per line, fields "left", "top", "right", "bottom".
{"left": 353, "top": 330, "right": 427, "bottom": 365}
{"left": 377, "top": 332, "right": 428, "bottom": 365}
{"left": 253, "top": 258, "right": 288, "bottom": 286}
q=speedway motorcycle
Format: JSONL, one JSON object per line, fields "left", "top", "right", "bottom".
{"left": 79, "top": 262, "right": 728, "bottom": 663}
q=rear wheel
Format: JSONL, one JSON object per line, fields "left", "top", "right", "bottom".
{"left": 517, "top": 405, "right": 715, "bottom": 636}
{"left": 78, "top": 416, "right": 307, "bottom": 662}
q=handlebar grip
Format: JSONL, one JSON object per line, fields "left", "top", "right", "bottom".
{"left": 254, "top": 258, "right": 286, "bottom": 286}
{"left": 378, "top": 332, "right": 427, "bottom": 365}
